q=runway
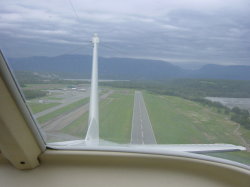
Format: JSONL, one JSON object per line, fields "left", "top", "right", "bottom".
{"left": 131, "top": 91, "right": 157, "bottom": 144}
{"left": 34, "top": 89, "right": 90, "bottom": 118}
{"left": 41, "top": 90, "right": 113, "bottom": 129}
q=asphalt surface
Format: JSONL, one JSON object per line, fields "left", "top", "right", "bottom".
{"left": 41, "top": 104, "right": 90, "bottom": 132}
{"left": 34, "top": 89, "right": 90, "bottom": 118}
{"left": 41, "top": 90, "right": 113, "bottom": 135}
{"left": 131, "top": 91, "right": 157, "bottom": 144}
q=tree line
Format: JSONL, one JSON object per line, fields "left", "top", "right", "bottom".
{"left": 192, "top": 98, "right": 250, "bottom": 130}
{"left": 101, "top": 79, "right": 250, "bottom": 98}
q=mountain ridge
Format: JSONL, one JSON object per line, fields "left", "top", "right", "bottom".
{"left": 7, "top": 55, "right": 250, "bottom": 80}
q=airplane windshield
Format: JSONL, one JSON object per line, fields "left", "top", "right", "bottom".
{"left": 1, "top": 0, "right": 250, "bottom": 166}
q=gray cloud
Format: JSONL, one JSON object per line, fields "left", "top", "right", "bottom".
{"left": 0, "top": 0, "right": 250, "bottom": 68}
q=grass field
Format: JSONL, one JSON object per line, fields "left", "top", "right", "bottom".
{"left": 206, "top": 152, "right": 250, "bottom": 165}
{"left": 60, "top": 89, "right": 250, "bottom": 164}
{"left": 28, "top": 95, "right": 62, "bottom": 102}
{"left": 143, "top": 92, "right": 247, "bottom": 145}
{"left": 24, "top": 84, "right": 67, "bottom": 90}
{"left": 45, "top": 96, "right": 63, "bottom": 100}
{"left": 28, "top": 102, "right": 60, "bottom": 114}
{"left": 61, "top": 112, "right": 89, "bottom": 138}
{"left": 37, "top": 98, "right": 89, "bottom": 124}
{"left": 99, "top": 90, "right": 134, "bottom": 143}
{"left": 62, "top": 90, "right": 134, "bottom": 143}
{"left": 143, "top": 92, "right": 250, "bottom": 165}
{"left": 240, "top": 128, "right": 250, "bottom": 145}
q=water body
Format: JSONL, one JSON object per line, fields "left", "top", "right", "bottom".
{"left": 205, "top": 97, "right": 250, "bottom": 111}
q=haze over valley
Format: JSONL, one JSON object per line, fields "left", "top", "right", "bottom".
{"left": 8, "top": 55, "right": 250, "bottom": 80}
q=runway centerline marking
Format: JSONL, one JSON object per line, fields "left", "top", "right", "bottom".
{"left": 131, "top": 91, "right": 157, "bottom": 144}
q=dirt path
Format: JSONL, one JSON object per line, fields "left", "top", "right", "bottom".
{"left": 233, "top": 123, "right": 250, "bottom": 151}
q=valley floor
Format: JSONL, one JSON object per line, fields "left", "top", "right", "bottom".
{"left": 23, "top": 84, "right": 250, "bottom": 165}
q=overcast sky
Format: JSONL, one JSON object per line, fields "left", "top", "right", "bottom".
{"left": 0, "top": 0, "right": 250, "bottom": 68}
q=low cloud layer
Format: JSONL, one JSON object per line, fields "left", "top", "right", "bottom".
{"left": 1, "top": 0, "right": 250, "bottom": 68}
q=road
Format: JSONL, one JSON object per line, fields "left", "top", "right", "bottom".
{"left": 131, "top": 91, "right": 157, "bottom": 144}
